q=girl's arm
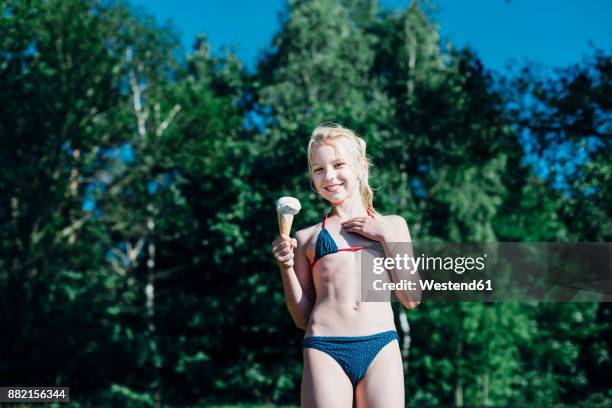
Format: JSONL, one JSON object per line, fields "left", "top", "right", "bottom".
{"left": 381, "top": 215, "right": 421, "bottom": 309}
{"left": 342, "top": 215, "right": 421, "bottom": 309}
{"left": 272, "top": 229, "right": 315, "bottom": 329}
{"left": 342, "top": 214, "right": 421, "bottom": 309}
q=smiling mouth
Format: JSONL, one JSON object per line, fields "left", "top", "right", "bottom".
{"left": 324, "top": 183, "right": 343, "bottom": 192}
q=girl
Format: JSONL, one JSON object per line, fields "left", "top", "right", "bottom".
{"left": 271, "top": 124, "right": 419, "bottom": 408}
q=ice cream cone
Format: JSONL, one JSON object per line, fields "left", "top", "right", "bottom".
{"left": 276, "top": 196, "right": 301, "bottom": 238}
{"left": 278, "top": 213, "right": 294, "bottom": 238}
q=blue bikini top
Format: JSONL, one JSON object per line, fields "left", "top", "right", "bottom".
{"left": 311, "top": 211, "right": 374, "bottom": 268}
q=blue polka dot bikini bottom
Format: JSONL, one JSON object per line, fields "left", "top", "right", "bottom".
{"left": 303, "top": 330, "right": 399, "bottom": 387}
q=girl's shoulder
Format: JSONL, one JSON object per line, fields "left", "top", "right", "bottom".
{"left": 377, "top": 213, "right": 411, "bottom": 240}
{"left": 379, "top": 213, "right": 408, "bottom": 226}
{"left": 295, "top": 223, "right": 321, "bottom": 245}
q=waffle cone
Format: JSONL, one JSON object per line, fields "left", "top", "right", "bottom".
{"left": 278, "top": 213, "right": 294, "bottom": 238}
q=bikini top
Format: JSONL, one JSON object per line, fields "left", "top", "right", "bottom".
{"left": 311, "top": 210, "right": 375, "bottom": 268}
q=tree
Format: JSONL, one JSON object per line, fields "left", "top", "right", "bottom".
{"left": 0, "top": 0, "right": 132, "bottom": 394}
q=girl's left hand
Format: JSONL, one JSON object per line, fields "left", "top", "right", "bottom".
{"left": 342, "top": 214, "right": 394, "bottom": 242}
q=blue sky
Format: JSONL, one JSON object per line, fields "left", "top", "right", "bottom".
{"left": 130, "top": 0, "right": 611, "bottom": 72}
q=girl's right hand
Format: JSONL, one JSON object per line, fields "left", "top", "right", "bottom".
{"left": 271, "top": 236, "right": 297, "bottom": 270}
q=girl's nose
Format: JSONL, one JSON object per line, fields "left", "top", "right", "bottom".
{"left": 323, "top": 167, "right": 336, "bottom": 180}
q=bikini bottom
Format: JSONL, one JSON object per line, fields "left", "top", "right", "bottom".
{"left": 303, "top": 330, "right": 399, "bottom": 387}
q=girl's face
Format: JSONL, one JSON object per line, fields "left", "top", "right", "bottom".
{"left": 310, "top": 141, "right": 359, "bottom": 204}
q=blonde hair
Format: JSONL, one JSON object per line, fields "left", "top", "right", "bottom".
{"left": 307, "top": 123, "right": 376, "bottom": 214}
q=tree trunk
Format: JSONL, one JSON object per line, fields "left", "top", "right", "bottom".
{"left": 455, "top": 340, "right": 463, "bottom": 407}
{"left": 145, "top": 216, "right": 161, "bottom": 408}
{"left": 399, "top": 307, "right": 411, "bottom": 373}
{"left": 482, "top": 371, "right": 490, "bottom": 406}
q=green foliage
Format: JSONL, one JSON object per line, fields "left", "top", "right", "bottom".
{"left": 510, "top": 49, "right": 611, "bottom": 242}
{"left": 0, "top": 0, "right": 610, "bottom": 406}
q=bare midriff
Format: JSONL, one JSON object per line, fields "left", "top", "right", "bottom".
{"left": 305, "top": 249, "right": 396, "bottom": 337}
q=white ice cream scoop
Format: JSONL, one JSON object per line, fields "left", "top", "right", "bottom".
{"left": 276, "top": 196, "right": 302, "bottom": 216}
{"left": 276, "top": 197, "right": 301, "bottom": 237}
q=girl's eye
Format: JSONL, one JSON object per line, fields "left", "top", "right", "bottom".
{"left": 313, "top": 168, "right": 323, "bottom": 173}
{"left": 334, "top": 163, "right": 345, "bottom": 168}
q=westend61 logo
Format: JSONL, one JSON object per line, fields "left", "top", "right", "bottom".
{"left": 372, "top": 253, "right": 488, "bottom": 275}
